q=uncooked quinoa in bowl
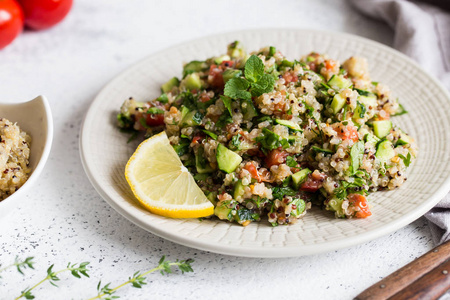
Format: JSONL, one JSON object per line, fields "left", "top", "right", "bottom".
{"left": 0, "top": 118, "right": 31, "bottom": 201}
{"left": 117, "top": 41, "right": 417, "bottom": 226}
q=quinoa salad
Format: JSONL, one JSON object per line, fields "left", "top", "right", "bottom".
{"left": 0, "top": 118, "right": 31, "bottom": 201}
{"left": 118, "top": 42, "right": 417, "bottom": 226}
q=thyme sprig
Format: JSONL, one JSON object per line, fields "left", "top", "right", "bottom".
{"left": 15, "top": 262, "right": 90, "bottom": 300}
{"left": 88, "top": 256, "right": 194, "bottom": 300}
{"left": 0, "top": 256, "right": 35, "bottom": 277}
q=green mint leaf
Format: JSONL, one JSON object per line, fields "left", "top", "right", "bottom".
{"left": 224, "top": 77, "right": 251, "bottom": 100}
{"left": 250, "top": 74, "right": 275, "bottom": 97}
{"left": 220, "top": 95, "right": 233, "bottom": 116}
{"left": 244, "top": 55, "right": 265, "bottom": 83}
{"left": 350, "top": 141, "right": 365, "bottom": 175}
{"left": 286, "top": 156, "right": 297, "bottom": 167}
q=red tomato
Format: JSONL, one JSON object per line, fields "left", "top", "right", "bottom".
{"left": 0, "top": 0, "right": 24, "bottom": 50}
{"left": 265, "top": 148, "right": 289, "bottom": 169}
{"left": 299, "top": 172, "right": 326, "bottom": 192}
{"left": 17, "top": 0, "right": 72, "bottom": 30}
{"left": 145, "top": 113, "right": 164, "bottom": 127}
{"left": 282, "top": 71, "right": 298, "bottom": 84}
{"left": 208, "top": 64, "right": 224, "bottom": 88}
{"left": 348, "top": 193, "right": 371, "bottom": 218}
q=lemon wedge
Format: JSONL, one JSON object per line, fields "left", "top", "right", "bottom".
{"left": 125, "top": 131, "right": 214, "bottom": 218}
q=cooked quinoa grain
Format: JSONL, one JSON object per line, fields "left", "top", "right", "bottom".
{"left": 118, "top": 42, "right": 417, "bottom": 226}
{"left": 0, "top": 118, "right": 31, "bottom": 201}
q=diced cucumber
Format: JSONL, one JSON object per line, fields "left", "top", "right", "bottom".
{"left": 181, "top": 73, "right": 202, "bottom": 91}
{"left": 364, "top": 133, "right": 380, "bottom": 145}
{"left": 328, "top": 75, "right": 352, "bottom": 90}
{"left": 326, "top": 197, "right": 345, "bottom": 218}
{"left": 180, "top": 110, "right": 202, "bottom": 127}
{"left": 353, "top": 102, "right": 366, "bottom": 121}
{"left": 290, "top": 198, "right": 306, "bottom": 217}
{"left": 216, "top": 144, "right": 242, "bottom": 173}
{"left": 359, "top": 95, "right": 377, "bottom": 108}
{"left": 373, "top": 120, "right": 392, "bottom": 138}
{"left": 161, "top": 77, "right": 180, "bottom": 93}
{"left": 214, "top": 55, "right": 231, "bottom": 65}
{"left": 292, "top": 168, "right": 311, "bottom": 189}
{"left": 241, "top": 99, "right": 258, "bottom": 120}
{"left": 275, "top": 119, "right": 302, "bottom": 131}
{"left": 227, "top": 41, "right": 246, "bottom": 59}
{"left": 215, "top": 200, "right": 233, "bottom": 221}
{"left": 233, "top": 180, "right": 246, "bottom": 199}
{"left": 397, "top": 131, "right": 414, "bottom": 145}
{"left": 195, "top": 147, "right": 213, "bottom": 174}
{"left": 376, "top": 140, "right": 395, "bottom": 163}
{"left": 331, "top": 94, "right": 346, "bottom": 114}
{"left": 222, "top": 69, "right": 242, "bottom": 84}
{"left": 183, "top": 61, "right": 206, "bottom": 76}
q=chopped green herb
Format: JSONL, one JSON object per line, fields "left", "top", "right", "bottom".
{"left": 350, "top": 141, "right": 365, "bottom": 175}
{"left": 398, "top": 152, "right": 412, "bottom": 167}
{"left": 147, "top": 107, "right": 164, "bottom": 114}
{"left": 392, "top": 103, "right": 408, "bottom": 116}
{"left": 220, "top": 95, "right": 233, "bottom": 116}
{"left": 201, "top": 129, "right": 217, "bottom": 140}
{"left": 157, "top": 93, "right": 169, "bottom": 103}
{"left": 286, "top": 156, "right": 297, "bottom": 167}
{"left": 272, "top": 186, "right": 297, "bottom": 200}
{"left": 311, "top": 146, "right": 333, "bottom": 154}
{"left": 231, "top": 134, "right": 241, "bottom": 150}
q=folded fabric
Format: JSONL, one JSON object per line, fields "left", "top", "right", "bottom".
{"left": 349, "top": 0, "right": 450, "bottom": 244}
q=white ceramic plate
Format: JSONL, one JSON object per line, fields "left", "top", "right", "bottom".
{"left": 80, "top": 29, "right": 450, "bottom": 257}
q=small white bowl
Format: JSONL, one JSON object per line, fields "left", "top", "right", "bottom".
{"left": 0, "top": 95, "right": 53, "bottom": 219}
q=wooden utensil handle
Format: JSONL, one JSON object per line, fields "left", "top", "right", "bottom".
{"left": 388, "top": 259, "right": 450, "bottom": 300}
{"left": 355, "top": 240, "right": 450, "bottom": 300}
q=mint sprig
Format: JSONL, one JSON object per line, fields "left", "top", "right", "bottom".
{"left": 224, "top": 55, "right": 275, "bottom": 100}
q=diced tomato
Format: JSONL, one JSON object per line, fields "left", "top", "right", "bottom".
{"left": 325, "top": 59, "right": 337, "bottom": 71}
{"left": 334, "top": 123, "right": 359, "bottom": 142}
{"left": 199, "top": 92, "right": 211, "bottom": 103}
{"left": 282, "top": 71, "right": 298, "bottom": 84}
{"left": 208, "top": 64, "right": 224, "bottom": 88}
{"left": 243, "top": 162, "right": 271, "bottom": 183}
{"left": 192, "top": 136, "right": 203, "bottom": 144}
{"left": 299, "top": 172, "right": 326, "bottom": 192}
{"left": 145, "top": 113, "right": 164, "bottom": 127}
{"left": 244, "top": 162, "right": 262, "bottom": 182}
{"left": 348, "top": 194, "right": 371, "bottom": 218}
{"left": 220, "top": 60, "right": 234, "bottom": 69}
{"left": 265, "top": 149, "right": 289, "bottom": 169}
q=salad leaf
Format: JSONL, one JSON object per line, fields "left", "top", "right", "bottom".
{"left": 224, "top": 78, "right": 251, "bottom": 100}
{"left": 244, "top": 54, "right": 265, "bottom": 83}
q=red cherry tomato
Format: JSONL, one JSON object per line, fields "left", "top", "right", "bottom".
{"left": 0, "top": 0, "right": 24, "bottom": 50}
{"left": 17, "top": 0, "right": 72, "bottom": 30}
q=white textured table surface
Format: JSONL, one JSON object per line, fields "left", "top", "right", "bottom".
{"left": 0, "top": 0, "right": 436, "bottom": 299}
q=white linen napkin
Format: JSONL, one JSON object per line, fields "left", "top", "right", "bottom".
{"left": 349, "top": 0, "right": 450, "bottom": 244}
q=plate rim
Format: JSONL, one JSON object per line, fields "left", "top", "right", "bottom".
{"left": 80, "top": 28, "right": 450, "bottom": 257}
